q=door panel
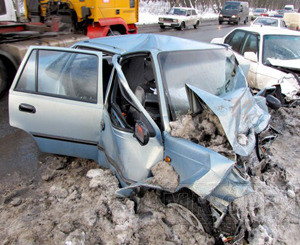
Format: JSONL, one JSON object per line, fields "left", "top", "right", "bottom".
{"left": 9, "top": 46, "right": 103, "bottom": 160}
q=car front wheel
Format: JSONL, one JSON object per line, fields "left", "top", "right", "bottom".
{"left": 161, "top": 189, "right": 214, "bottom": 235}
{"left": 177, "top": 22, "right": 185, "bottom": 30}
{"left": 160, "top": 25, "right": 165, "bottom": 29}
{"left": 0, "top": 60, "right": 8, "bottom": 98}
{"left": 194, "top": 20, "right": 200, "bottom": 29}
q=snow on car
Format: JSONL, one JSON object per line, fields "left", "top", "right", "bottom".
{"left": 9, "top": 34, "right": 270, "bottom": 239}
{"left": 158, "top": 7, "right": 201, "bottom": 30}
{"left": 211, "top": 26, "right": 300, "bottom": 100}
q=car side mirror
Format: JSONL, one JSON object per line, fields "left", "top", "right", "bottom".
{"left": 266, "top": 94, "right": 281, "bottom": 109}
{"left": 244, "top": 51, "right": 258, "bottom": 62}
{"left": 134, "top": 122, "right": 150, "bottom": 145}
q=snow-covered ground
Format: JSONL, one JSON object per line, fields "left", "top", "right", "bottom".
{"left": 138, "top": 1, "right": 218, "bottom": 24}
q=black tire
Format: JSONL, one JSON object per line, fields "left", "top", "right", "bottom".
{"left": 161, "top": 189, "right": 214, "bottom": 235}
{"left": 160, "top": 25, "right": 165, "bottom": 29}
{"left": 244, "top": 17, "right": 248, "bottom": 24}
{"left": 194, "top": 21, "right": 200, "bottom": 29}
{"left": 219, "top": 21, "right": 223, "bottom": 25}
{"left": 177, "top": 22, "right": 185, "bottom": 30}
{"left": 107, "top": 30, "right": 121, "bottom": 36}
{"left": 0, "top": 60, "right": 8, "bottom": 99}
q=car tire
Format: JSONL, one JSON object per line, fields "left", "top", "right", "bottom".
{"left": 0, "top": 59, "right": 8, "bottom": 99}
{"left": 177, "top": 22, "right": 185, "bottom": 30}
{"left": 244, "top": 17, "right": 248, "bottom": 24}
{"left": 107, "top": 30, "right": 121, "bottom": 36}
{"left": 194, "top": 20, "right": 200, "bottom": 29}
{"left": 160, "top": 25, "right": 165, "bottom": 29}
{"left": 161, "top": 189, "right": 214, "bottom": 235}
{"left": 219, "top": 20, "right": 223, "bottom": 25}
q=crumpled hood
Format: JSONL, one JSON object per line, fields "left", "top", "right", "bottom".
{"left": 268, "top": 58, "right": 300, "bottom": 71}
{"left": 186, "top": 84, "right": 270, "bottom": 156}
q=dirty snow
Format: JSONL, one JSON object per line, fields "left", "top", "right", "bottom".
{"left": 0, "top": 156, "right": 214, "bottom": 244}
{"left": 1, "top": 105, "right": 300, "bottom": 244}
{"left": 148, "top": 160, "right": 179, "bottom": 192}
{"left": 170, "top": 112, "right": 235, "bottom": 159}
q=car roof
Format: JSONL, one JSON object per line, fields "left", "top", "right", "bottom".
{"left": 231, "top": 26, "right": 300, "bottom": 35}
{"left": 75, "top": 34, "right": 223, "bottom": 55}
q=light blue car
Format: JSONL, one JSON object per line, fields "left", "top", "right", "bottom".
{"left": 9, "top": 34, "right": 270, "bottom": 236}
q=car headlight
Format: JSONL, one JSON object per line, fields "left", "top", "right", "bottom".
{"left": 173, "top": 19, "right": 178, "bottom": 23}
{"left": 219, "top": 14, "right": 223, "bottom": 17}
{"left": 232, "top": 15, "right": 237, "bottom": 18}
{"left": 159, "top": 18, "right": 163, "bottom": 22}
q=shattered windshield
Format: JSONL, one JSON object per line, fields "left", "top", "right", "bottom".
{"left": 167, "top": 8, "right": 187, "bottom": 16}
{"left": 263, "top": 35, "right": 300, "bottom": 64}
{"left": 158, "top": 49, "right": 244, "bottom": 120}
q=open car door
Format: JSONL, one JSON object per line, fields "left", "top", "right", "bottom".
{"left": 9, "top": 46, "right": 104, "bottom": 161}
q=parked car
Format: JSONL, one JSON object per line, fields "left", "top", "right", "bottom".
{"left": 274, "top": 9, "right": 284, "bottom": 18}
{"left": 158, "top": 7, "right": 201, "bottom": 30}
{"left": 252, "top": 17, "right": 286, "bottom": 28}
{"left": 211, "top": 27, "right": 300, "bottom": 99}
{"left": 9, "top": 34, "right": 269, "bottom": 236}
{"left": 218, "top": 1, "right": 249, "bottom": 25}
{"left": 252, "top": 8, "right": 267, "bottom": 20}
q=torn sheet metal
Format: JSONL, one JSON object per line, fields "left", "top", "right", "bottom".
{"left": 186, "top": 71, "right": 270, "bottom": 156}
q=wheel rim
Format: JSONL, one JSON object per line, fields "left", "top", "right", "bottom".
{"left": 167, "top": 203, "right": 204, "bottom": 231}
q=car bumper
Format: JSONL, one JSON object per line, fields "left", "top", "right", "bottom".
{"left": 158, "top": 22, "right": 180, "bottom": 28}
{"left": 219, "top": 17, "right": 238, "bottom": 22}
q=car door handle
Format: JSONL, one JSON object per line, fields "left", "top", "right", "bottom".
{"left": 19, "top": 103, "right": 36, "bottom": 113}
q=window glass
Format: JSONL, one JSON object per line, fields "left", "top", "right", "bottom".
{"left": 159, "top": 49, "right": 243, "bottom": 120}
{"left": 263, "top": 35, "right": 300, "bottom": 64}
{"left": 225, "top": 30, "right": 246, "bottom": 53}
{"left": 242, "top": 34, "right": 258, "bottom": 55}
{"left": 192, "top": 10, "right": 197, "bottom": 15}
{"left": 130, "top": 0, "right": 135, "bottom": 8}
{"left": 38, "top": 50, "right": 98, "bottom": 103}
{"left": 15, "top": 50, "right": 37, "bottom": 92}
{"left": 0, "top": 0, "right": 7, "bottom": 15}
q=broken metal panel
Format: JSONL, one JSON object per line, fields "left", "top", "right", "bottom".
{"left": 185, "top": 77, "right": 270, "bottom": 156}
{"left": 209, "top": 167, "right": 253, "bottom": 202}
{"left": 164, "top": 132, "right": 235, "bottom": 197}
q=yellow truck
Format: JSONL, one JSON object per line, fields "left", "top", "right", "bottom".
{"left": 26, "top": 0, "right": 139, "bottom": 37}
{"left": 0, "top": 0, "right": 139, "bottom": 98}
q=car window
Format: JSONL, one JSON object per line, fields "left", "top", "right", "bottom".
{"left": 16, "top": 50, "right": 37, "bottom": 92}
{"left": 225, "top": 30, "right": 246, "bottom": 53}
{"left": 0, "top": 0, "right": 6, "bottom": 15}
{"left": 158, "top": 49, "right": 243, "bottom": 120}
{"left": 192, "top": 10, "right": 197, "bottom": 15}
{"left": 241, "top": 33, "right": 259, "bottom": 55}
{"left": 16, "top": 50, "right": 99, "bottom": 103}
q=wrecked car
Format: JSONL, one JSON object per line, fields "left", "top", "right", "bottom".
{"left": 9, "top": 34, "right": 270, "bottom": 237}
{"left": 211, "top": 27, "right": 300, "bottom": 101}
